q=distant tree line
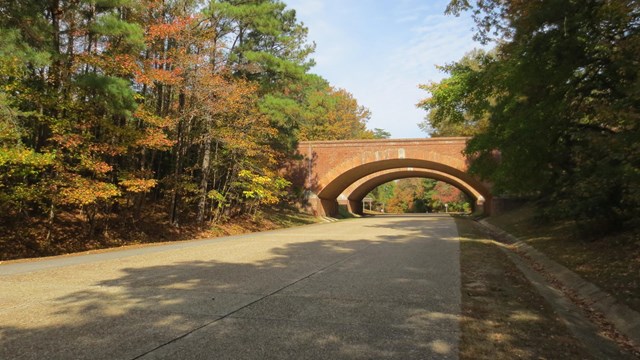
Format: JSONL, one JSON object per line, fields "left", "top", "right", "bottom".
{"left": 368, "top": 179, "right": 470, "bottom": 214}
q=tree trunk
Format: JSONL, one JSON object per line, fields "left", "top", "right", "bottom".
{"left": 197, "top": 131, "right": 212, "bottom": 224}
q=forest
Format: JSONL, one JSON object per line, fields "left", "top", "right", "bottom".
{"left": 419, "top": 0, "right": 639, "bottom": 237}
{"left": 0, "top": 0, "right": 379, "bottom": 259}
{"left": 2, "top": 0, "right": 638, "bottom": 259}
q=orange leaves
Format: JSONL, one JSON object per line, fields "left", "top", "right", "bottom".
{"left": 57, "top": 173, "right": 158, "bottom": 208}
{"left": 148, "top": 67, "right": 183, "bottom": 86}
{"left": 137, "top": 13, "right": 225, "bottom": 91}
{"left": 112, "top": 54, "right": 140, "bottom": 75}
{"left": 133, "top": 107, "right": 175, "bottom": 150}
{"left": 80, "top": 156, "right": 113, "bottom": 175}
{"left": 51, "top": 134, "right": 85, "bottom": 150}
{"left": 136, "top": 127, "right": 175, "bottom": 150}
{"left": 88, "top": 143, "right": 128, "bottom": 157}
{"left": 146, "top": 15, "right": 199, "bottom": 40}
{"left": 432, "top": 182, "right": 465, "bottom": 204}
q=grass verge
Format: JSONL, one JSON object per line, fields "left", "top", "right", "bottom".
{"left": 455, "top": 217, "right": 592, "bottom": 359}
{"left": 485, "top": 204, "right": 640, "bottom": 313}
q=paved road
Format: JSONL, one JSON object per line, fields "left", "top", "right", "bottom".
{"left": 0, "top": 215, "right": 461, "bottom": 359}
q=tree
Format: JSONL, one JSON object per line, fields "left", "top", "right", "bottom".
{"left": 0, "top": 0, "right": 378, "bottom": 257}
{"left": 368, "top": 181, "right": 396, "bottom": 212}
{"left": 298, "top": 84, "right": 373, "bottom": 141}
{"left": 417, "top": 49, "right": 491, "bottom": 137}
{"left": 445, "top": 0, "right": 640, "bottom": 234}
{"left": 206, "top": 0, "right": 316, "bottom": 155}
{"left": 372, "top": 128, "right": 392, "bottom": 139}
{"left": 138, "top": 4, "right": 292, "bottom": 225}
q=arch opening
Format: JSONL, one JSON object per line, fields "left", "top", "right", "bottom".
{"left": 315, "top": 159, "right": 491, "bottom": 217}
{"left": 345, "top": 171, "right": 480, "bottom": 215}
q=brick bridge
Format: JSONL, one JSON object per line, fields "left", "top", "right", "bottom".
{"left": 290, "top": 137, "right": 493, "bottom": 216}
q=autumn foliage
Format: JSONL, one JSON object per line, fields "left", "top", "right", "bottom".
{"left": 370, "top": 179, "right": 471, "bottom": 214}
{"left": 0, "top": 0, "right": 373, "bottom": 259}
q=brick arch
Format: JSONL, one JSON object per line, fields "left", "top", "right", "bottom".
{"left": 318, "top": 151, "right": 466, "bottom": 197}
{"left": 294, "top": 138, "right": 492, "bottom": 216}
{"left": 318, "top": 156, "right": 468, "bottom": 199}
{"left": 341, "top": 168, "right": 489, "bottom": 214}
{"left": 317, "top": 159, "right": 490, "bottom": 215}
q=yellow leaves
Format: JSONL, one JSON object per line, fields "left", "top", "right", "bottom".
{"left": 239, "top": 170, "right": 272, "bottom": 186}
{"left": 298, "top": 86, "right": 372, "bottom": 141}
{"left": 136, "top": 127, "right": 175, "bottom": 150}
{"left": 59, "top": 176, "right": 121, "bottom": 207}
{"left": 207, "top": 189, "right": 226, "bottom": 208}
{"left": 0, "top": 147, "right": 55, "bottom": 168}
{"left": 120, "top": 177, "right": 157, "bottom": 193}
{"left": 238, "top": 170, "right": 291, "bottom": 205}
{"left": 133, "top": 107, "right": 174, "bottom": 127}
{"left": 80, "top": 156, "right": 112, "bottom": 175}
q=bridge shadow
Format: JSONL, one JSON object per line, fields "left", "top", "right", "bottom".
{"left": 1, "top": 229, "right": 461, "bottom": 360}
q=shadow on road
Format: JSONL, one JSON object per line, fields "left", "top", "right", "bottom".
{"left": 1, "top": 218, "right": 461, "bottom": 359}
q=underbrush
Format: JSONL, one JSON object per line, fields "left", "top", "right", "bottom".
{"left": 0, "top": 206, "right": 320, "bottom": 261}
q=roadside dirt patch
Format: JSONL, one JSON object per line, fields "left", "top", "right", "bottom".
{"left": 455, "top": 218, "right": 592, "bottom": 359}
{"left": 486, "top": 204, "right": 640, "bottom": 313}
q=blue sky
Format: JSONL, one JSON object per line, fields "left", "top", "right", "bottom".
{"left": 284, "top": 0, "right": 482, "bottom": 139}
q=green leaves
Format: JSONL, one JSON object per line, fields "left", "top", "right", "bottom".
{"left": 417, "top": 49, "right": 491, "bottom": 137}
{"left": 91, "top": 13, "right": 145, "bottom": 53}
{"left": 446, "top": 0, "right": 640, "bottom": 232}
{"left": 0, "top": 29, "right": 50, "bottom": 72}
{"left": 75, "top": 74, "right": 137, "bottom": 117}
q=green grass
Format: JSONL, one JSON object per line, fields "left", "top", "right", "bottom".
{"left": 486, "top": 204, "right": 640, "bottom": 313}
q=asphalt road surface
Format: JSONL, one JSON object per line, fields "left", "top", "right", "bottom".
{"left": 0, "top": 215, "right": 461, "bottom": 359}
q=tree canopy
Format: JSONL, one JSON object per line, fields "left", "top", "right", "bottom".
{"left": 0, "top": 0, "right": 378, "bottom": 257}
{"left": 421, "top": 0, "right": 640, "bottom": 234}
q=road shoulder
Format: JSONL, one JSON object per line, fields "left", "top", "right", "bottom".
{"left": 456, "top": 218, "right": 604, "bottom": 359}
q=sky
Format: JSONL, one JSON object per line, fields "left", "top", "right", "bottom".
{"left": 283, "top": 0, "right": 482, "bottom": 139}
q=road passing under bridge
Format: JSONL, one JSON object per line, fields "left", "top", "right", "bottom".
{"left": 0, "top": 215, "right": 461, "bottom": 359}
